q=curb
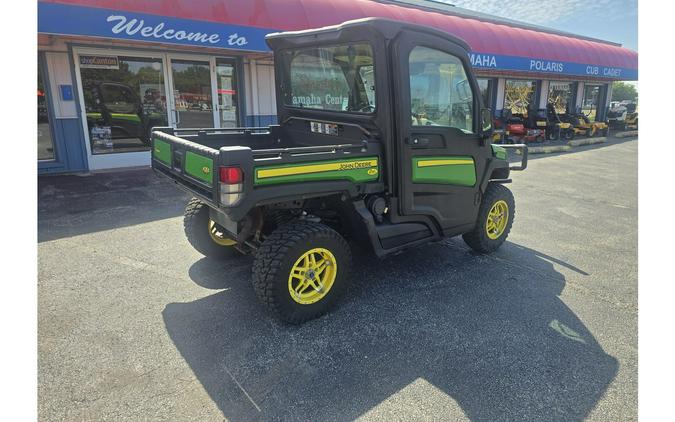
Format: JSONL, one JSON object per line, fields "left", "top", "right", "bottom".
{"left": 519, "top": 145, "right": 572, "bottom": 154}
{"left": 615, "top": 130, "right": 639, "bottom": 138}
{"left": 567, "top": 137, "right": 606, "bottom": 147}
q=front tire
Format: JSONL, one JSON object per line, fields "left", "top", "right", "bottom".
{"left": 252, "top": 221, "right": 352, "bottom": 324}
{"left": 547, "top": 128, "right": 559, "bottom": 141}
{"left": 183, "top": 198, "right": 243, "bottom": 259}
{"left": 564, "top": 130, "right": 574, "bottom": 141}
{"left": 463, "top": 183, "right": 515, "bottom": 253}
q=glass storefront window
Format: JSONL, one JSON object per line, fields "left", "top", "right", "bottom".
{"left": 38, "top": 56, "right": 55, "bottom": 161}
{"left": 582, "top": 85, "right": 602, "bottom": 121}
{"left": 216, "top": 59, "right": 239, "bottom": 128}
{"left": 548, "top": 81, "right": 574, "bottom": 114}
{"left": 80, "top": 56, "right": 168, "bottom": 154}
{"left": 477, "top": 78, "right": 491, "bottom": 108}
{"left": 504, "top": 80, "right": 536, "bottom": 116}
{"left": 169, "top": 59, "right": 213, "bottom": 128}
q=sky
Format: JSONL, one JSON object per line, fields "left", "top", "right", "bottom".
{"left": 436, "top": 0, "right": 638, "bottom": 51}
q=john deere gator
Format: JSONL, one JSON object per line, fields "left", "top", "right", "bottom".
{"left": 151, "top": 18, "right": 527, "bottom": 323}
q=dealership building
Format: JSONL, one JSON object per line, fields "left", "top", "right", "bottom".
{"left": 37, "top": 0, "right": 638, "bottom": 174}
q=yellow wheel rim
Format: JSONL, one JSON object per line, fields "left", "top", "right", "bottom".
{"left": 288, "top": 248, "right": 338, "bottom": 305}
{"left": 486, "top": 200, "right": 509, "bottom": 240}
{"left": 208, "top": 219, "right": 236, "bottom": 246}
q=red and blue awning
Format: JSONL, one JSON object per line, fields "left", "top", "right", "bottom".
{"left": 38, "top": 0, "right": 638, "bottom": 80}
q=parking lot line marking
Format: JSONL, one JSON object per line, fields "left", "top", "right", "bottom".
{"left": 223, "top": 365, "right": 262, "bottom": 412}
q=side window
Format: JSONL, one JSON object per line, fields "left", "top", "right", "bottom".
{"left": 409, "top": 46, "right": 474, "bottom": 133}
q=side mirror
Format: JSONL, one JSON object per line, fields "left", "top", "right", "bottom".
{"left": 481, "top": 108, "right": 493, "bottom": 137}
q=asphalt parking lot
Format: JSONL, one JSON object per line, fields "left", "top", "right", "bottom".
{"left": 38, "top": 137, "right": 638, "bottom": 421}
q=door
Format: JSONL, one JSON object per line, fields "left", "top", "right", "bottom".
{"left": 73, "top": 48, "right": 170, "bottom": 170}
{"left": 168, "top": 57, "right": 216, "bottom": 128}
{"left": 394, "top": 33, "right": 487, "bottom": 231}
{"left": 215, "top": 58, "right": 240, "bottom": 128}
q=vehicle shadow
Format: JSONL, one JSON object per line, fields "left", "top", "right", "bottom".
{"left": 163, "top": 239, "right": 617, "bottom": 421}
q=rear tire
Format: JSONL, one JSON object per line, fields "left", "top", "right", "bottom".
{"left": 463, "top": 183, "right": 515, "bottom": 253}
{"left": 252, "top": 221, "right": 352, "bottom": 324}
{"left": 183, "top": 198, "right": 243, "bottom": 259}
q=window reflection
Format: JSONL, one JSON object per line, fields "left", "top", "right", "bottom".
{"left": 582, "top": 85, "right": 602, "bottom": 121}
{"left": 477, "top": 78, "right": 491, "bottom": 108}
{"left": 548, "top": 82, "right": 574, "bottom": 114}
{"left": 80, "top": 56, "right": 168, "bottom": 154}
{"left": 216, "top": 60, "right": 239, "bottom": 128}
{"left": 170, "top": 60, "right": 213, "bottom": 129}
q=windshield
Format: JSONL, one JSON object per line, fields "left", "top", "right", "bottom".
{"left": 283, "top": 43, "right": 376, "bottom": 113}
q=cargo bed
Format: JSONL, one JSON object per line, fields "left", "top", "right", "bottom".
{"left": 151, "top": 125, "right": 383, "bottom": 221}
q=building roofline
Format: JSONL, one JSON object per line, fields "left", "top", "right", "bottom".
{"left": 376, "top": 0, "right": 623, "bottom": 47}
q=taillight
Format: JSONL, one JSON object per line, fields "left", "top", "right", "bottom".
{"left": 219, "top": 166, "right": 242, "bottom": 184}
{"left": 219, "top": 166, "right": 243, "bottom": 206}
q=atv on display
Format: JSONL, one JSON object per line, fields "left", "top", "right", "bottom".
{"left": 151, "top": 18, "right": 528, "bottom": 324}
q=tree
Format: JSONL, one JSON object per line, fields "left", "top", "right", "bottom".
{"left": 611, "top": 82, "right": 638, "bottom": 102}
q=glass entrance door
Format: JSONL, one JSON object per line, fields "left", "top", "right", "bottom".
{"left": 168, "top": 58, "right": 214, "bottom": 128}
{"left": 215, "top": 59, "right": 239, "bottom": 128}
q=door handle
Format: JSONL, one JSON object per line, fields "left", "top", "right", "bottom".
{"left": 173, "top": 109, "right": 180, "bottom": 126}
{"left": 406, "top": 137, "right": 429, "bottom": 146}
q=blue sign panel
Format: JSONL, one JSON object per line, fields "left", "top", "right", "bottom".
{"left": 469, "top": 52, "right": 637, "bottom": 80}
{"left": 38, "top": 2, "right": 275, "bottom": 52}
{"left": 38, "top": 3, "right": 637, "bottom": 80}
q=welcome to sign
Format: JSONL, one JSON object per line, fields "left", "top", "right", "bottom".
{"left": 38, "top": 2, "right": 274, "bottom": 52}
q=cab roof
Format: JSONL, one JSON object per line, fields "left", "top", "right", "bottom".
{"left": 265, "top": 17, "right": 471, "bottom": 53}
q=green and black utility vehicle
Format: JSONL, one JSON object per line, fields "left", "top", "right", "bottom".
{"left": 151, "top": 18, "right": 528, "bottom": 323}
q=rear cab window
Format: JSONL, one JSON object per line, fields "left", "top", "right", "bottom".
{"left": 282, "top": 43, "right": 376, "bottom": 114}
